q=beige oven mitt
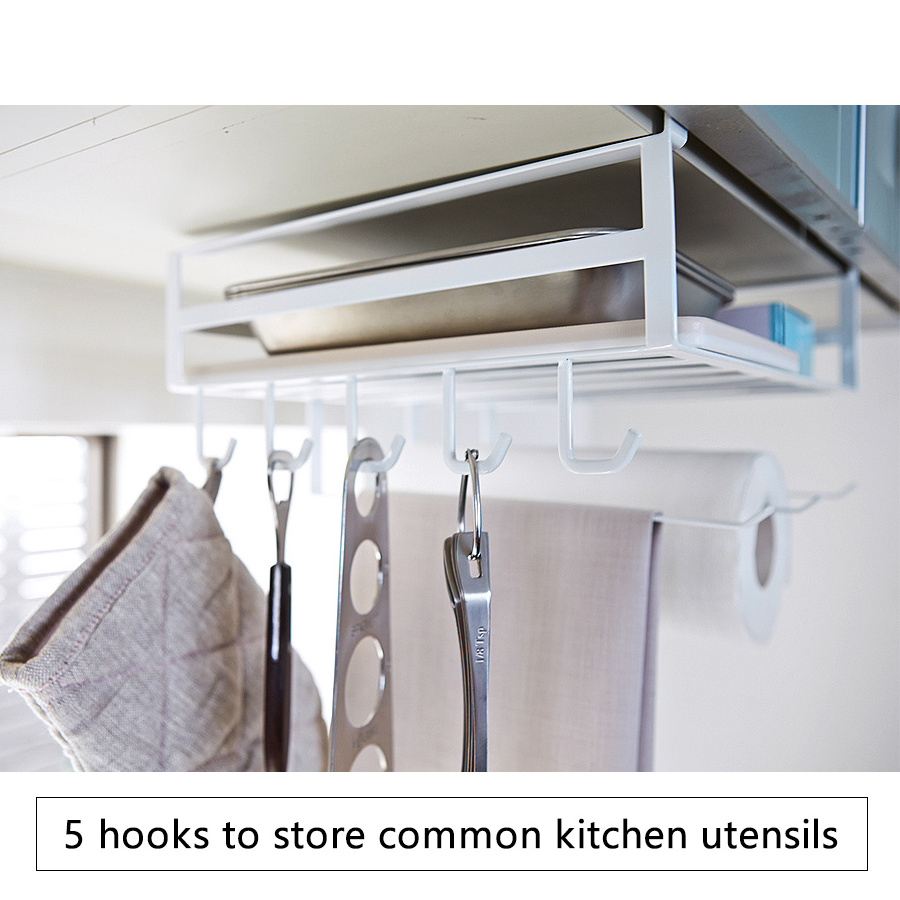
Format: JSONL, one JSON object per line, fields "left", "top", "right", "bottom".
{"left": 0, "top": 467, "right": 327, "bottom": 772}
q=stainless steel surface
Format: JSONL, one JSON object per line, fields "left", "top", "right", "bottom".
{"left": 267, "top": 449, "right": 297, "bottom": 565}
{"left": 444, "top": 456, "right": 491, "bottom": 772}
{"left": 444, "top": 531, "right": 491, "bottom": 773}
{"left": 226, "top": 230, "right": 732, "bottom": 355}
{"left": 457, "top": 449, "right": 483, "bottom": 560}
{"left": 330, "top": 438, "right": 394, "bottom": 772}
{"left": 225, "top": 229, "right": 617, "bottom": 298}
{"left": 670, "top": 154, "right": 841, "bottom": 286}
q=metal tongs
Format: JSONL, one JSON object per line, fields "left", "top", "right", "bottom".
{"left": 443, "top": 449, "right": 491, "bottom": 772}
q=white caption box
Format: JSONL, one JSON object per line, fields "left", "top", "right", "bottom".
{"left": 36, "top": 795, "right": 867, "bottom": 872}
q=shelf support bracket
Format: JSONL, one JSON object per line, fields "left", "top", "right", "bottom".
{"left": 640, "top": 116, "right": 684, "bottom": 351}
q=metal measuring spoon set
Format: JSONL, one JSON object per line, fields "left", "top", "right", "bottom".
{"left": 443, "top": 449, "right": 492, "bottom": 773}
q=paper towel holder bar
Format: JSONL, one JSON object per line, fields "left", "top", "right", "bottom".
{"left": 653, "top": 484, "right": 856, "bottom": 531}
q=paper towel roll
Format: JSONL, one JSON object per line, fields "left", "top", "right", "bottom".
{"left": 583, "top": 450, "right": 790, "bottom": 641}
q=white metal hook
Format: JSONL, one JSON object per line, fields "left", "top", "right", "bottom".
{"left": 558, "top": 358, "right": 642, "bottom": 475}
{"left": 443, "top": 368, "right": 512, "bottom": 475}
{"left": 195, "top": 388, "right": 236, "bottom": 471}
{"left": 345, "top": 375, "right": 406, "bottom": 473}
{"left": 264, "top": 383, "right": 313, "bottom": 471}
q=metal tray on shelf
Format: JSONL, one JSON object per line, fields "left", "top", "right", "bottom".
{"left": 224, "top": 229, "right": 735, "bottom": 355}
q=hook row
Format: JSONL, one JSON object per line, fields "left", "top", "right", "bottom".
{"left": 443, "top": 362, "right": 642, "bottom": 478}
{"left": 195, "top": 385, "right": 314, "bottom": 478}
{"left": 198, "top": 370, "right": 851, "bottom": 534}
{"left": 196, "top": 358, "right": 646, "bottom": 488}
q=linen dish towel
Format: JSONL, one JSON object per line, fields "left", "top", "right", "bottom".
{"left": 386, "top": 493, "right": 660, "bottom": 771}
{"left": 0, "top": 467, "right": 327, "bottom": 772}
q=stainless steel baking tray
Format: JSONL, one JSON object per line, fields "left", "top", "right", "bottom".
{"left": 224, "top": 229, "right": 734, "bottom": 355}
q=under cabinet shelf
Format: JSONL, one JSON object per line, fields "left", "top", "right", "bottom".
{"left": 185, "top": 317, "right": 837, "bottom": 406}
{"left": 166, "top": 118, "right": 859, "bottom": 407}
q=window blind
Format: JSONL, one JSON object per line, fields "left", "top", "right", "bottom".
{"left": 0, "top": 435, "right": 103, "bottom": 771}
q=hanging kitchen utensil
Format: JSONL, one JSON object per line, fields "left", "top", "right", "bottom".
{"left": 262, "top": 385, "right": 314, "bottom": 772}
{"left": 330, "top": 438, "right": 394, "bottom": 772}
{"left": 264, "top": 450, "right": 302, "bottom": 772}
{"left": 444, "top": 448, "right": 492, "bottom": 772}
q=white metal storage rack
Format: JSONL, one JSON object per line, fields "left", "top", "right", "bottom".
{"left": 165, "top": 117, "right": 860, "bottom": 429}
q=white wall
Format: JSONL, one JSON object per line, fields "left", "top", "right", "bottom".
{"left": 0, "top": 262, "right": 261, "bottom": 434}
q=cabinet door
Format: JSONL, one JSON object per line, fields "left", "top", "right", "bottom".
{"left": 760, "top": 105, "right": 861, "bottom": 207}
{"left": 863, "top": 105, "right": 900, "bottom": 264}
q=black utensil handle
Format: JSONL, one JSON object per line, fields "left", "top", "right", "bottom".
{"left": 264, "top": 562, "right": 292, "bottom": 772}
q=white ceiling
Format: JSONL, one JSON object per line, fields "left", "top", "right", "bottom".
{"left": 0, "top": 105, "right": 646, "bottom": 289}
